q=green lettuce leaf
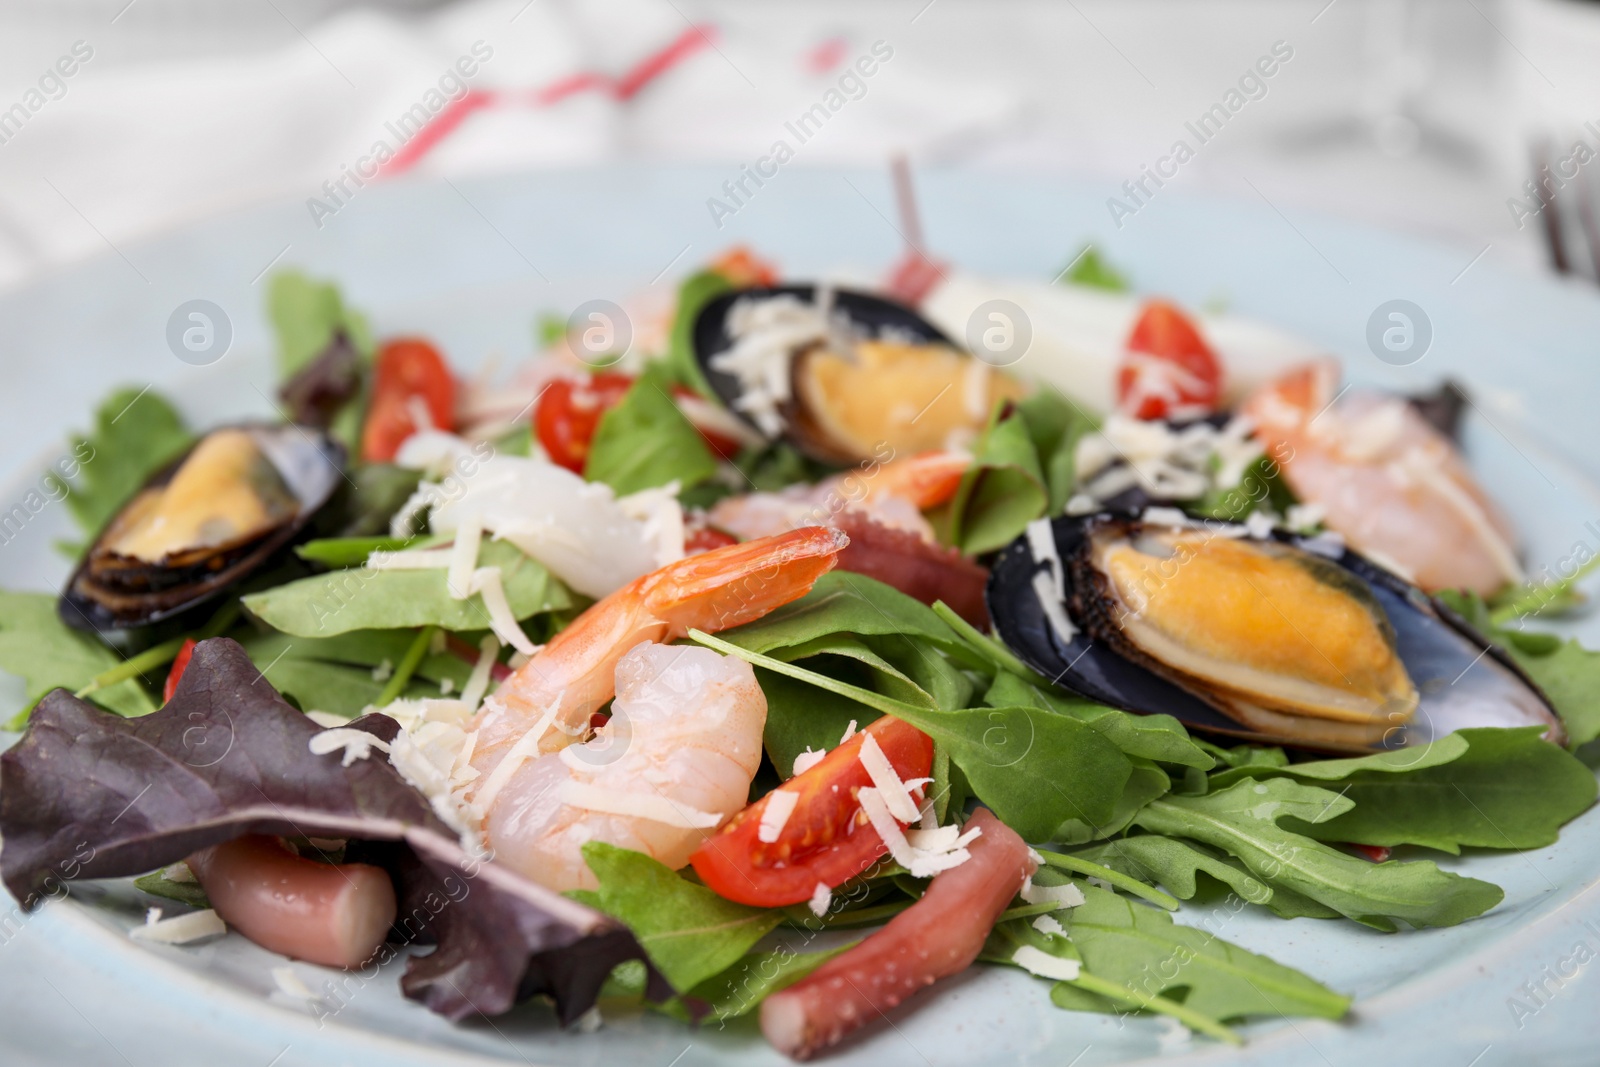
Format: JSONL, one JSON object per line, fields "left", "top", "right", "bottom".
{"left": 942, "top": 405, "right": 1048, "bottom": 555}
{"left": 0, "top": 591, "right": 157, "bottom": 726}
{"left": 662, "top": 269, "right": 733, "bottom": 397}
{"left": 1212, "top": 728, "right": 1595, "bottom": 854}
{"left": 691, "top": 629, "right": 1134, "bottom": 840}
{"left": 1058, "top": 245, "right": 1129, "bottom": 292}
{"left": 242, "top": 539, "right": 570, "bottom": 637}
{"left": 267, "top": 270, "right": 373, "bottom": 376}
{"left": 573, "top": 842, "right": 782, "bottom": 992}
{"left": 1070, "top": 835, "right": 1275, "bottom": 906}
{"left": 1052, "top": 881, "right": 1350, "bottom": 1022}
{"left": 1133, "top": 778, "right": 1504, "bottom": 930}
{"left": 585, "top": 365, "right": 718, "bottom": 495}
{"left": 62, "top": 387, "right": 192, "bottom": 548}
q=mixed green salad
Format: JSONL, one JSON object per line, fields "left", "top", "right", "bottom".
{"left": 1, "top": 245, "right": 1598, "bottom": 1059}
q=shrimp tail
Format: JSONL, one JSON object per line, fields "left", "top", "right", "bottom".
{"left": 644, "top": 525, "right": 848, "bottom": 635}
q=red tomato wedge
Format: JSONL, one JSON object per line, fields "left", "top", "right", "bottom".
{"left": 1115, "top": 299, "right": 1223, "bottom": 421}
{"left": 360, "top": 338, "right": 458, "bottom": 462}
{"left": 163, "top": 638, "right": 197, "bottom": 704}
{"left": 684, "top": 524, "right": 739, "bottom": 555}
{"left": 535, "top": 373, "right": 743, "bottom": 473}
{"left": 689, "top": 716, "right": 934, "bottom": 907}
{"left": 534, "top": 373, "right": 636, "bottom": 473}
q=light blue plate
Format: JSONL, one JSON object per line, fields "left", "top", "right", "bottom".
{"left": 1, "top": 168, "right": 1599, "bottom": 1067}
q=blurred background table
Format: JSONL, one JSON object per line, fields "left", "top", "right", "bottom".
{"left": 0, "top": 0, "right": 1597, "bottom": 290}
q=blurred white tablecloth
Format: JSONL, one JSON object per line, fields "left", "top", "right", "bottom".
{"left": 0, "top": 0, "right": 1582, "bottom": 291}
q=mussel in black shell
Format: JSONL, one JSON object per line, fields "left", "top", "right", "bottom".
{"left": 988, "top": 512, "right": 1564, "bottom": 752}
{"left": 61, "top": 423, "right": 345, "bottom": 633}
{"left": 692, "top": 284, "right": 1024, "bottom": 465}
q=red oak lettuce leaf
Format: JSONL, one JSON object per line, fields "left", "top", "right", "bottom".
{"left": 0, "top": 637, "right": 666, "bottom": 1023}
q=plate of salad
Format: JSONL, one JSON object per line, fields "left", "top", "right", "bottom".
{"left": 1, "top": 167, "right": 1599, "bottom": 1067}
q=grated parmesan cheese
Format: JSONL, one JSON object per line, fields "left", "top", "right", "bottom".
{"left": 858, "top": 733, "right": 921, "bottom": 823}
{"left": 1245, "top": 511, "right": 1277, "bottom": 540}
{"left": 447, "top": 512, "right": 485, "bottom": 599}
{"left": 1010, "top": 945, "right": 1081, "bottom": 980}
{"left": 309, "top": 727, "right": 391, "bottom": 767}
{"left": 556, "top": 781, "right": 723, "bottom": 829}
{"left": 458, "top": 634, "right": 501, "bottom": 712}
{"left": 1032, "top": 571, "right": 1078, "bottom": 646}
{"left": 808, "top": 882, "right": 833, "bottom": 918}
{"left": 857, "top": 789, "right": 981, "bottom": 878}
{"left": 1020, "top": 876, "right": 1087, "bottom": 909}
{"left": 271, "top": 966, "right": 317, "bottom": 1001}
{"left": 467, "top": 566, "right": 537, "bottom": 655}
{"left": 758, "top": 789, "right": 800, "bottom": 843}
{"left": 1032, "top": 914, "right": 1066, "bottom": 937}
{"left": 839, "top": 720, "right": 858, "bottom": 745}
{"left": 792, "top": 747, "right": 826, "bottom": 777}
{"left": 129, "top": 908, "right": 226, "bottom": 945}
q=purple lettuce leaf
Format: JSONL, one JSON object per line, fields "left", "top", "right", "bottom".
{"left": 0, "top": 637, "right": 667, "bottom": 1023}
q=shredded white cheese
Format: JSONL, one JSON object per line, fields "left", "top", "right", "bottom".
{"left": 808, "top": 882, "right": 833, "bottom": 918}
{"left": 370, "top": 658, "right": 393, "bottom": 683}
{"left": 556, "top": 781, "right": 723, "bottom": 828}
{"left": 1011, "top": 944, "right": 1081, "bottom": 980}
{"left": 467, "top": 566, "right": 537, "bottom": 655}
{"left": 459, "top": 634, "right": 501, "bottom": 711}
{"left": 309, "top": 727, "right": 392, "bottom": 767}
{"left": 1245, "top": 511, "right": 1277, "bottom": 540}
{"left": 792, "top": 747, "right": 826, "bottom": 777}
{"left": 857, "top": 789, "right": 980, "bottom": 878}
{"left": 757, "top": 789, "right": 800, "bottom": 843}
{"left": 447, "top": 513, "right": 484, "bottom": 599}
{"left": 1020, "top": 876, "right": 1087, "bottom": 909}
{"left": 1073, "top": 414, "right": 1264, "bottom": 508}
{"left": 712, "top": 291, "right": 858, "bottom": 436}
{"left": 1032, "top": 570, "right": 1079, "bottom": 646}
{"left": 1025, "top": 517, "right": 1063, "bottom": 596}
{"left": 471, "top": 697, "right": 562, "bottom": 814}
{"left": 1140, "top": 506, "right": 1191, "bottom": 529}
{"left": 271, "top": 966, "right": 318, "bottom": 1001}
{"left": 1300, "top": 530, "right": 1347, "bottom": 559}
{"left": 1032, "top": 914, "right": 1066, "bottom": 937}
{"left": 129, "top": 909, "right": 226, "bottom": 945}
{"left": 858, "top": 733, "right": 921, "bottom": 823}
{"left": 1285, "top": 502, "right": 1325, "bottom": 532}
{"left": 839, "top": 720, "right": 858, "bottom": 745}
{"left": 159, "top": 862, "right": 195, "bottom": 884}
{"left": 145, "top": 907, "right": 163, "bottom": 925}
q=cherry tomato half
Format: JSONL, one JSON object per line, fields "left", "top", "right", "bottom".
{"left": 361, "top": 339, "right": 458, "bottom": 462}
{"left": 533, "top": 373, "right": 637, "bottom": 473}
{"left": 1115, "top": 299, "right": 1223, "bottom": 421}
{"left": 689, "top": 716, "right": 934, "bottom": 908}
{"left": 535, "top": 373, "right": 743, "bottom": 473}
{"left": 684, "top": 524, "right": 739, "bottom": 555}
{"left": 163, "top": 638, "right": 197, "bottom": 704}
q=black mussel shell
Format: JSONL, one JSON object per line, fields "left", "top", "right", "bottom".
{"left": 987, "top": 511, "right": 1565, "bottom": 753}
{"left": 691, "top": 284, "right": 954, "bottom": 461}
{"left": 60, "top": 423, "right": 345, "bottom": 636}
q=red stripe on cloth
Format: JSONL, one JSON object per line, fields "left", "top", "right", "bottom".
{"left": 384, "top": 25, "right": 717, "bottom": 175}
{"left": 805, "top": 36, "right": 848, "bottom": 74}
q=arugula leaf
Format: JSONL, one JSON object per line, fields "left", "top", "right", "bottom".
{"left": 133, "top": 869, "right": 211, "bottom": 910}
{"left": 62, "top": 387, "right": 192, "bottom": 546}
{"left": 242, "top": 539, "right": 570, "bottom": 637}
{"left": 1052, "top": 881, "right": 1350, "bottom": 1022}
{"left": 0, "top": 592, "right": 157, "bottom": 726}
{"left": 267, "top": 270, "right": 373, "bottom": 376}
{"left": 717, "top": 571, "right": 966, "bottom": 658}
{"left": 756, "top": 665, "right": 876, "bottom": 778}
{"left": 338, "top": 463, "right": 424, "bottom": 538}
{"left": 1194, "top": 737, "right": 1289, "bottom": 771}
{"left": 662, "top": 269, "right": 734, "bottom": 397}
{"left": 1071, "top": 835, "right": 1274, "bottom": 906}
{"left": 1055, "top": 759, "right": 1170, "bottom": 845}
{"left": 727, "top": 442, "right": 834, "bottom": 494}
{"left": 1188, "top": 454, "right": 1296, "bottom": 522}
{"left": 602, "top": 944, "right": 854, "bottom": 1024}
{"left": 1437, "top": 590, "right": 1600, "bottom": 747}
{"left": 585, "top": 365, "right": 718, "bottom": 495}
{"left": 984, "top": 670, "right": 1214, "bottom": 770}
{"left": 296, "top": 536, "right": 417, "bottom": 568}
{"left": 1058, "top": 245, "right": 1129, "bottom": 292}
{"left": 1134, "top": 778, "right": 1504, "bottom": 930}
{"left": 1488, "top": 553, "right": 1599, "bottom": 622}
{"left": 1013, "top": 387, "right": 1097, "bottom": 513}
{"left": 691, "top": 629, "right": 1134, "bottom": 840}
{"left": 1208, "top": 733, "right": 1469, "bottom": 791}
{"left": 943, "top": 405, "right": 1048, "bottom": 555}
{"left": 576, "top": 842, "right": 782, "bottom": 992}
{"left": 1215, "top": 728, "right": 1596, "bottom": 854}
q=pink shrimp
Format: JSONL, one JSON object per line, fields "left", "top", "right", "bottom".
{"left": 708, "top": 449, "right": 970, "bottom": 543}
{"left": 1244, "top": 360, "right": 1521, "bottom": 596}
{"left": 467, "top": 525, "right": 846, "bottom": 781}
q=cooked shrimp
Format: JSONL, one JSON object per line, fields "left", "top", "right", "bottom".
{"left": 480, "top": 642, "right": 767, "bottom": 890}
{"left": 709, "top": 449, "right": 969, "bottom": 543}
{"left": 1244, "top": 360, "right": 1521, "bottom": 596}
{"left": 469, "top": 525, "right": 845, "bottom": 770}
